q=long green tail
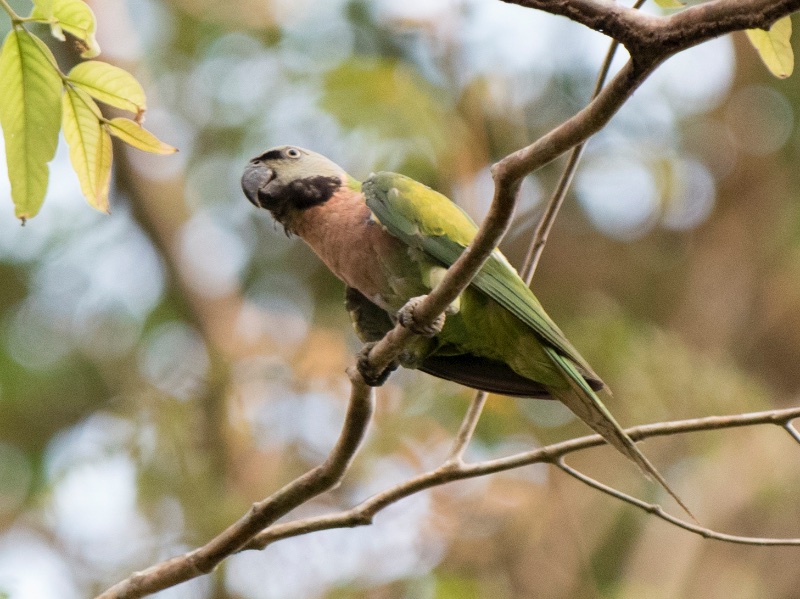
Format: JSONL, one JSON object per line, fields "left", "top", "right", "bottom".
{"left": 544, "top": 346, "right": 695, "bottom": 520}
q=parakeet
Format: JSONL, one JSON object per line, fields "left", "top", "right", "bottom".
{"left": 242, "top": 145, "right": 688, "bottom": 513}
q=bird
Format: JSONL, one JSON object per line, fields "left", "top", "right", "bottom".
{"left": 242, "top": 145, "right": 690, "bottom": 515}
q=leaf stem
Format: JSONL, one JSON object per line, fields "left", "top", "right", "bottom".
{"left": 0, "top": 0, "right": 23, "bottom": 23}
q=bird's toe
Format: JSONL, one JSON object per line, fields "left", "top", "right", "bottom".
{"left": 397, "top": 296, "right": 445, "bottom": 337}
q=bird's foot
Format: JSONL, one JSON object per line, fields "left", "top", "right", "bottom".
{"left": 397, "top": 296, "right": 445, "bottom": 337}
{"left": 356, "top": 342, "right": 399, "bottom": 386}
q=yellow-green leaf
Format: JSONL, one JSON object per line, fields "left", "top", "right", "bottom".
{"left": 68, "top": 61, "right": 146, "bottom": 116}
{"left": 106, "top": 118, "right": 176, "bottom": 154}
{"left": 746, "top": 16, "right": 794, "bottom": 79}
{"left": 0, "top": 29, "right": 63, "bottom": 220}
{"left": 30, "top": 0, "right": 55, "bottom": 19}
{"left": 32, "top": 0, "right": 100, "bottom": 58}
{"left": 62, "top": 86, "right": 112, "bottom": 212}
{"left": 31, "top": 0, "right": 64, "bottom": 41}
{"left": 653, "top": 0, "right": 684, "bottom": 9}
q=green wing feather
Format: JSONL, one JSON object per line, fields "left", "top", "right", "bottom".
{"left": 363, "top": 171, "right": 596, "bottom": 377}
{"left": 363, "top": 171, "right": 694, "bottom": 518}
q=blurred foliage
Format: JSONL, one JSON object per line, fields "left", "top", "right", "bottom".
{"left": 1, "top": 0, "right": 800, "bottom": 598}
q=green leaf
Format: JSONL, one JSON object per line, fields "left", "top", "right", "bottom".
{"left": 746, "top": 16, "right": 794, "bottom": 79}
{"left": 62, "top": 86, "right": 112, "bottom": 212}
{"left": 106, "top": 118, "right": 176, "bottom": 154}
{"left": 33, "top": 0, "right": 100, "bottom": 58}
{"left": 67, "top": 61, "right": 146, "bottom": 116}
{"left": 31, "top": 0, "right": 64, "bottom": 41}
{"left": 0, "top": 29, "right": 63, "bottom": 221}
{"left": 30, "top": 0, "right": 55, "bottom": 19}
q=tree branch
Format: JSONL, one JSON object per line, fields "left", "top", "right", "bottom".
{"left": 445, "top": 390, "right": 489, "bottom": 465}
{"left": 95, "top": 370, "right": 375, "bottom": 599}
{"left": 96, "top": 0, "right": 800, "bottom": 595}
{"left": 363, "top": 0, "right": 800, "bottom": 429}
{"left": 363, "top": 58, "right": 656, "bottom": 380}
{"left": 360, "top": 0, "right": 800, "bottom": 387}
{"left": 443, "top": 4, "right": 641, "bottom": 472}
{"left": 501, "top": 0, "right": 655, "bottom": 48}
{"left": 520, "top": 23, "right": 631, "bottom": 282}
{"left": 245, "top": 407, "right": 800, "bottom": 551}
{"left": 502, "top": 0, "right": 800, "bottom": 57}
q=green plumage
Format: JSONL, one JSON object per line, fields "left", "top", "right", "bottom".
{"left": 362, "top": 171, "right": 689, "bottom": 515}
{"left": 242, "top": 146, "right": 691, "bottom": 516}
{"left": 364, "top": 172, "right": 598, "bottom": 387}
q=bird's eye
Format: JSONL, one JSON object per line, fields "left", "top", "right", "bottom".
{"left": 285, "top": 148, "right": 301, "bottom": 159}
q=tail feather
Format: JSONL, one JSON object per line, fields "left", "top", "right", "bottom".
{"left": 544, "top": 347, "right": 695, "bottom": 521}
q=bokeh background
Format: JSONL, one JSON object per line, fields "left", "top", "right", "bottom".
{"left": 1, "top": 0, "right": 800, "bottom": 597}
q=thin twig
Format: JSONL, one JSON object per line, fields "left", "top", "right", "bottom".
{"left": 359, "top": 0, "right": 800, "bottom": 386}
{"left": 782, "top": 420, "right": 800, "bottom": 445}
{"left": 364, "top": 58, "right": 656, "bottom": 381}
{"left": 445, "top": 390, "right": 489, "bottom": 465}
{"left": 95, "top": 370, "right": 375, "bottom": 599}
{"left": 555, "top": 457, "right": 800, "bottom": 546}
{"left": 445, "top": 1, "right": 643, "bottom": 471}
{"left": 522, "top": 145, "right": 586, "bottom": 283}
{"left": 245, "top": 406, "right": 800, "bottom": 551}
{"left": 95, "top": 0, "right": 800, "bottom": 595}
{"left": 520, "top": 27, "right": 633, "bottom": 281}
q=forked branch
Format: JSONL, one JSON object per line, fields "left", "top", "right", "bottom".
{"left": 363, "top": 0, "right": 800, "bottom": 376}
{"left": 243, "top": 408, "right": 800, "bottom": 551}
{"left": 96, "top": 0, "right": 800, "bottom": 596}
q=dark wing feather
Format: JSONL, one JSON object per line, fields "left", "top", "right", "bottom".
{"left": 345, "top": 286, "right": 394, "bottom": 342}
{"left": 419, "top": 355, "right": 552, "bottom": 399}
{"left": 362, "top": 172, "right": 603, "bottom": 386}
{"left": 345, "top": 287, "right": 592, "bottom": 398}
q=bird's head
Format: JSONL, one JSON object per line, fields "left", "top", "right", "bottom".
{"left": 242, "top": 146, "right": 351, "bottom": 230}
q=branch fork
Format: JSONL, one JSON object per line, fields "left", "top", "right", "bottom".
{"left": 98, "top": 0, "right": 800, "bottom": 596}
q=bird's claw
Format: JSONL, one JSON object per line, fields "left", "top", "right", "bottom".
{"left": 397, "top": 296, "right": 445, "bottom": 337}
{"left": 356, "top": 342, "right": 399, "bottom": 387}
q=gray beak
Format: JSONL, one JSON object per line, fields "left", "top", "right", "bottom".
{"left": 241, "top": 161, "right": 276, "bottom": 208}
